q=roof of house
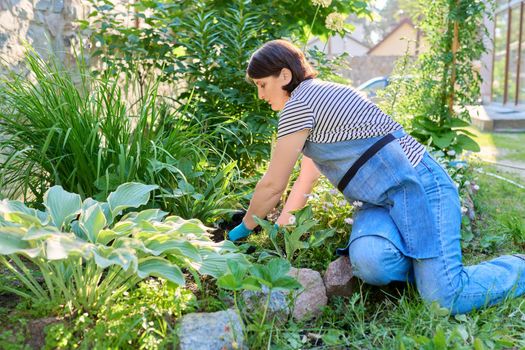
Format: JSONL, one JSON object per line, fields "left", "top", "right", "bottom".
{"left": 367, "top": 18, "right": 416, "bottom": 55}
{"left": 308, "top": 34, "right": 370, "bottom": 50}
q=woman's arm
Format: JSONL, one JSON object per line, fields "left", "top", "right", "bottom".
{"left": 243, "top": 129, "right": 310, "bottom": 229}
{"left": 276, "top": 156, "right": 321, "bottom": 226}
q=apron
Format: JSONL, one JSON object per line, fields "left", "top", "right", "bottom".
{"left": 302, "top": 129, "right": 440, "bottom": 259}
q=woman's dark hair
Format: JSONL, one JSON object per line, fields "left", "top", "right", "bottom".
{"left": 246, "top": 39, "right": 317, "bottom": 94}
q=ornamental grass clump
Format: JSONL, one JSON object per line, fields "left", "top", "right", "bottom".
{"left": 0, "top": 48, "right": 210, "bottom": 205}
{"left": 0, "top": 182, "right": 248, "bottom": 313}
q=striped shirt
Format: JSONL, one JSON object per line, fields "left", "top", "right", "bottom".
{"left": 277, "top": 79, "right": 425, "bottom": 167}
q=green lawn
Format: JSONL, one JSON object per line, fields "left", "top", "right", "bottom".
{"left": 468, "top": 127, "right": 525, "bottom": 163}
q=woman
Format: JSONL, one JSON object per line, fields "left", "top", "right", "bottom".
{"left": 228, "top": 39, "right": 525, "bottom": 314}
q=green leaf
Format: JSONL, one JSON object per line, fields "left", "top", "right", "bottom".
{"left": 164, "top": 216, "right": 208, "bottom": 235}
{"left": 137, "top": 257, "right": 185, "bottom": 286}
{"left": 93, "top": 247, "right": 138, "bottom": 271}
{"left": 107, "top": 182, "right": 158, "bottom": 218}
{"left": 112, "top": 221, "right": 136, "bottom": 235}
{"left": 267, "top": 258, "right": 291, "bottom": 280}
{"left": 79, "top": 203, "right": 107, "bottom": 243}
{"left": 271, "top": 276, "right": 302, "bottom": 291}
{"left": 121, "top": 209, "right": 168, "bottom": 223}
{"left": 0, "top": 199, "right": 48, "bottom": 225}
{"left": 432, "top": 132, "right": 455, "bottom": 149}
{"left": 227, "top": 259, "right": 247, "bottom": 280}
{"left": 456, "top": 134, "right": 480, "bottom": 152}
{"left": 44, "top": 186, "right": 82, "bottom": 230}
{"left": 45, "top": 235, "right": 92, "bottom": 260}
{"left": 3, "top": 212, "right": 44, "bottom": 227}
{"left": 23, "top": 226, "right": 61, "bottom": 241}
{"left": 193, "top": 251, "right": 249, "bottom": 278}
{"left": 473, "top": 338, "right": 485, "bottom": 350}
{"left": 217, "top": 273, "right": 242, "bottom": 291}
{"left": 309, "top": 228, "right": 336, "bottom": 248}
{"left": 448, "top": 117, "right": 470, "bottom": 128}
{"left": 145, "top": 235, "right": 201, "bottom": 262}
{"left": 432, "top": 327, "right": 447, "bottom": 349}
{"left": 242, "top": 276, "right": 262, "bottom": 291}
{"left": 0, "top": 227, "right": 41, "bottom": 257}
{"left": 96, "top": 229, "right": 119, "bottom": 245}
{"left": 249, "top": 264, "right": 272, "bottom": 287}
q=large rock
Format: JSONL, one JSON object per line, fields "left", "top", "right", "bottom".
{"left": 289, "top": 267, "right": 327, "bottom": 320}
{"left": 242, "top": 286, "right": 290, "bottom": 324}
{"left": 323, "top": 256, "right": 357, "bottom": 297}
{"left": 241, "top": 267, "right": 328, "bottom": 322}
{"left": 177, "top": 309, "right": 245, "bottom": 350}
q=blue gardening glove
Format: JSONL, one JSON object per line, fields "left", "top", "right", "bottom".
{"left": 228, "top": 221, "right": 252, "bottom": 241}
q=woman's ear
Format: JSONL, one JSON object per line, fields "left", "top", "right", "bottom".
{"left": 280, "top": 68, "right": 292, "bottom": 85}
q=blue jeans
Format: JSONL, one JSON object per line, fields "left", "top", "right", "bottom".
{"left": 348, "top": 153, "right": 525, "bottom": 314}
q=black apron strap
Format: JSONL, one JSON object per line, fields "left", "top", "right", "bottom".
{"left": 337, "top": 133, "right": 398, "bottom": 193}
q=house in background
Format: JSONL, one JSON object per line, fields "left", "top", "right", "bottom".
{"left": 367, "top": 18, "right": 428, "bottom": 56}
{"left": 308, "top": 18, "right": 428, "bottom": 86}
{"left": 308, "top": 35, "right": 369, "bottom": 57}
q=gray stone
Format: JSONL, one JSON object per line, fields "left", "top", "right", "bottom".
{"left": 323, "top": 256, "right": 357, "bottom": 297}
{"left": 289, "top": 267, "right": 327, "bottom": 320}
{"left": 12, "top": 0, "right": 34, "bottom": 20}
{"left": 45, "top": 13, "right": 62, "bottom": 37}
{"left": 35, "top": 0, "right": 51, "bottom": 11}
{"left": 52, "top": 0, "right": 64, "bottom": 13}
{"left": 34, "top": 10, "right": 46, "bottom": 24}
{"left": 177, "top": 309, "right": 245, "bottom": 350}
{"left": 241, "top": 286, "right": 290, "bottom": 324}
{"left": 0, "top": 33, "right": 8, "bottom": 48}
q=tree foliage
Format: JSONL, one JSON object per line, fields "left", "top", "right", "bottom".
{"left": 82, "top": 0, "right": 372, "bottom": 170}
{"left": 379, "top": 0, "right": 488, "bottom": 154}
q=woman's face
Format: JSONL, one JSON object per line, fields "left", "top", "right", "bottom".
{"left": 252, "top": 69, "right": 292, "bottom": 111}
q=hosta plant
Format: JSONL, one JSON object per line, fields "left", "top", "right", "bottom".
{"left": 0, "top": 182, "right": 247, "bottom": 313}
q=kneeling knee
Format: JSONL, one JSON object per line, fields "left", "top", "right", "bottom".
{"left": 350, "top": 245, "right": 392, "bottom": 286}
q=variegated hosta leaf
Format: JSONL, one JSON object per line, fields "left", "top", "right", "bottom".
{"left": 45, "top": 234, "right": 94, "bottom": 260}
{"left": 137, "top": 257, "right": 185, "bottom": 286}
{"left": 44, "top": 186, "right": 82, "bottom": 230}
{"left": 112, "top": 221, "right": 136, "bottom": 235}
{"left": 96, "top": 229, "right": 119, "bottom": 245}
{"left": 79, "top": 203, "right": 107, "bottom": 243}
{"left": 3, "top": 212, "right": 43, "bottom": 227}
{"left": 112, "top": 237, "right": 156, "bottom": 255}
{"left": 0, "top": 227, "right": 41, "bottom": 258}
{"left": 190, "top": 250, "right": 250, "bottom": 278}
{"left": 0, "top": 199, "right": 48, "bottom": 226}
{"left": 70, "top": 221, "right": 87, "bottom": 241}
{"left": 144, "top": 234, "right": 202, "bottom": 262}
{"left": 93, "top": 246, "right": 138, "bottom": 272}
{"left": 121, "top": 209, "right": 168, "bottom": 224}
{"left": 107, "top": 183, "right": 158, "bottom": 218}
{"left": 82, "top": 198, "right": 112, "bottom": 225}
{"left": 137, "top": 220, "right": 159, "bottom": 233}
{"left": 163, "top": 216, "right": 209, "bottom": 236}
{"left": 23, "top": 226, "right": 61, "bottom": 241}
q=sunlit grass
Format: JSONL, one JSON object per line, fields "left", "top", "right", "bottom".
{"left": 468, "top": 126, "right": 525, "bottom": 163}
